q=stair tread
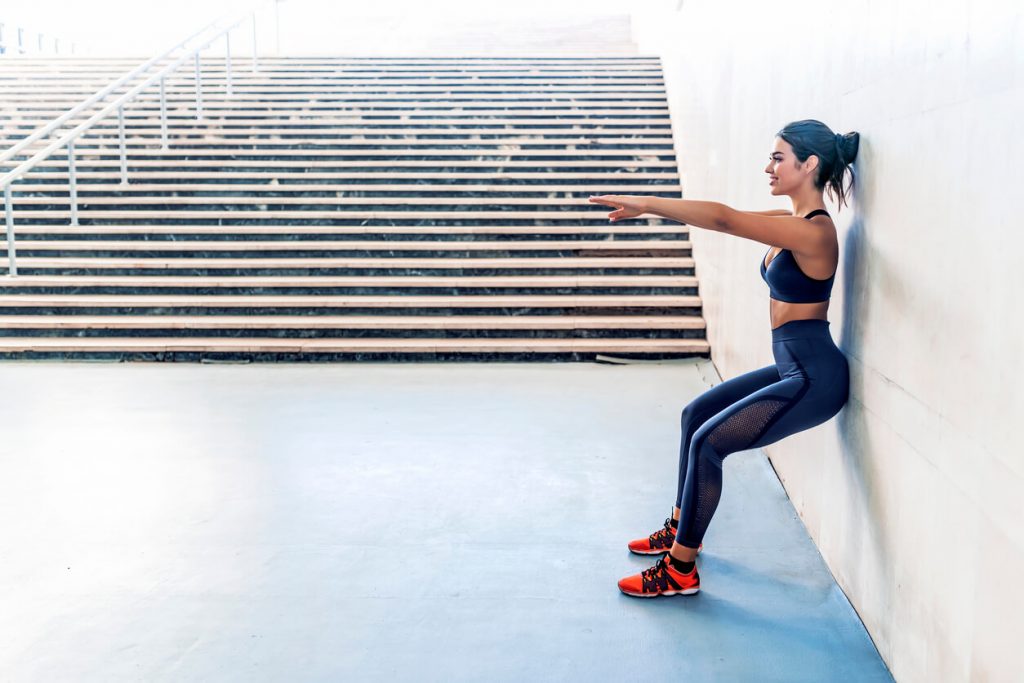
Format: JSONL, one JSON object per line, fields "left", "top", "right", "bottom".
{"left": 0, "top": 337, "right": 711, "bottom": 352}
{"left": 0, "top": 314, "right": 706, "bottom": 329}
{"left": 1, "top": 213, "right": 681, "bottom": 222}
{"left": 16, "top": 171, "right": 679, "bottom": 180}
{"left": 2, "top": 126, "right": 676, "bottom": 136}
{"left": 8, "top": 225, "right": 681, "bottom": 236}
{"left": 20, "top": 160, "right": 678, "bottom": 168}
{"left": 4, "top": 130, "right": 675, "bottom": 138}
{"left": 6, "top": 184, "right": 680, "bottom": 194}
{"left": 2, "top": 110, "right": 673, "bottom": 120}
{"left": 1, "top": 239, "right": 690, "bottom": 250}
{"left": 16, "top": 148, "right": 676, "bottom": 158}
{"left": 0, "top": 274, "right": 698, "bottom": 286}
{"left": 0, "top": 293, "right": 703, "bottom": 306}
{"left": 12, "top": 256, "right": 694, "bottom": 267}
{"left": 8, "top": 197, "right": 671, "bottom": 207}
{"left": 19, "top": 160, "right": 679, "bottom": 169}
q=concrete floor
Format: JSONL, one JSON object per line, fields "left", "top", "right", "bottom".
{"left": 0, "top": 360, "right": 892, "bottom": 682}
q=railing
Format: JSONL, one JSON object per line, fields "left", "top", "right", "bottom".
{"left": 0, "top": 21, "right": 76, "bottom": 56}
{"left": 0, "top": 3, "right": 271, "bottom": 277}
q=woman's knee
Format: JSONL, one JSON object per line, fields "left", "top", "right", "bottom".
{"left": 680, "top": 394, "right": 717, "bottom": 431}
{"left": 688, "top": 424, "right": 726, "bottom": 469}
{"left": 680, "top": 402, "right": 700, "bottom": 430}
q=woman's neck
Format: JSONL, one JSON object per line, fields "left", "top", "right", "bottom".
{"left": 790, "top": 189, "right": 827, "bottom": 218}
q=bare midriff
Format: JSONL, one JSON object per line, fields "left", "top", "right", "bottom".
{"left": 769, "top": 298, "right": 830, "bottom": 330}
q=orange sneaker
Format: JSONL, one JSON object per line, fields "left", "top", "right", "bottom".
{"left": 618, "top": 554, "right": 700, "bottom": 597}
{"left": 627, "top": 517, "right": 702, "bottom": 556}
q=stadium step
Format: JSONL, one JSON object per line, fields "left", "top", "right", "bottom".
{"left": 0, "top": 56, "right": 707, "bottom": 361}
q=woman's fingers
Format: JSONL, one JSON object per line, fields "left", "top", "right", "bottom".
{"left": 589, "top": 195, "right": 627, "bottom": 206}
{"left": 590, "top": 195, "right": 621, "bottom": 221}
{"left": 590, "top": 195, "right": 637, "bottom": 222}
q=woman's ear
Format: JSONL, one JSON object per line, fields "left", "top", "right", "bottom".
{"left": 804, "top": 154, "right": 820, "bottom": 176}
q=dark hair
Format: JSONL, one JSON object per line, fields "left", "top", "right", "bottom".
{"left": 776, "top": 119, "right": 860, "bottom": 211}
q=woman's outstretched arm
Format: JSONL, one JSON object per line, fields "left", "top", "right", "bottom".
{"left": 588, "top": 195, "right": 829, "bottom": 254}
{"left": 588, "top": 195, "right": 727, "bottom": 230}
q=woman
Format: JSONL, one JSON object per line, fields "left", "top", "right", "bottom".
{"left": 589, "top": 119, "right": 860, "bottom": 597}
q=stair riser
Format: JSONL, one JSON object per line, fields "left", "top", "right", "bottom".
{"left": 2, "top": 249, "right": 692, "bottom": 258}
{"left": 4, "top": 234, "right": 688, "bottom": 242}
{"left": 7, "top": 267, "right": 696, "bottom": 276}
{"left": 7, "top": 193, "right": 679, "bottom": 201}
{"left": 6, "top": 179, "right": 678, "bottom": 187}
{"left": 2, "top": 223, "right": 684, "bottom": 232}
{"left": 0, "top": 286, "right": 700, "bottom": 296}
{"left": 0, "top": 328, "right": 707, "bottom": 339}
{"left": 0, "top": 350, "right": 710, "bottom": 362}
{"left": 0, "top": 305, "right": 704, "bottom": 316}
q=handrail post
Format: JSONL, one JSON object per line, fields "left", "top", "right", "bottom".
{"left": 4, "top": 185, "right": 17, "bottom": 276}
{"left": 225, "top": 31, "right": 233, "bottom": 96}
{"left": 118, "top": 105, "right": 129, "bottom": 185}
{"left": 159, "top": 76, "right": 169, "bottom": 150}
{"left": 194, "top": 51, "right": 203, "bottom": 119}
{"left": 67, "top": 141, "right": 79, "bottom": 226}
{"left": 251, "top": 12, "right": 259, "bottom": 73}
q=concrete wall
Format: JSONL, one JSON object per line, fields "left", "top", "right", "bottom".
{"left": 630, "top": 1, "right": 1023, "bottom": 681}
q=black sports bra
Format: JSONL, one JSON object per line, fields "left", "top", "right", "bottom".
{"left": 759, "top": 209, "right": 835, "bottom": 303}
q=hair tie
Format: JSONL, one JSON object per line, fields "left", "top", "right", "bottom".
{"left": 834, "top": 133, "right": 845, "bottom": 158}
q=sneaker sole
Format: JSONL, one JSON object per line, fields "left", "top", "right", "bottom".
{"left": 619, "top": 586, "right": 700, "bottom": 597}
{"left": 629, "top": 547, "right": 675, "bottom": 556}
{"left": 628, "top": 544, "right": 702, "bottom": 556}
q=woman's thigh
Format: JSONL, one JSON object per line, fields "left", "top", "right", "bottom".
{"left": 693, "top": 374, "right": 846, "bottom": 461}
{"left": 684, "top": 364, "right": 782, "bottom": 426}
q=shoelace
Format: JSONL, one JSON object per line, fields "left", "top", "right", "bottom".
{"left": 648, "top": 517, "right": 678, "bottom": 547}
{"left": 640, "top": 556, "right": 678, "bottom": 592}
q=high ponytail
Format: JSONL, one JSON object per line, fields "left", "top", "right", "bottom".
{"left": 777, "top": 120, "right": 860, "bottom": 211}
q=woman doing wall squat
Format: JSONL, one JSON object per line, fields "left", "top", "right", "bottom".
{"left": 589, "top": 119, "right": 860, "bottom": 597}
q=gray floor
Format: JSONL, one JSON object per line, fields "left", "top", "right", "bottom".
{"left": 0, "top": 360, "right": 892, "bottom": 682}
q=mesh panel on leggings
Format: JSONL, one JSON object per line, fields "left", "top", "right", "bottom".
{"left": 706, "top": 398, "right": 790, "bottom": 454}
{"left": 691, "top": 454, "right": 724, "bottom": 546}
{"left": 684, "top": 398, "right": 791, "bottom": 545}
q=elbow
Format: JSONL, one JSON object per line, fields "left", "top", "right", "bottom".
{"left": 712, "top": 205, "right": 733, "bottom": 233}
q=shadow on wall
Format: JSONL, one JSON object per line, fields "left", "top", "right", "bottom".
{"left": 835, "top": 136, "right": 896, "bottom": 618}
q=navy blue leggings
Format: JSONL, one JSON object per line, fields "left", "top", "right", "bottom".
{"left": 674, "top": 319, "right": 850, "bottom": 548}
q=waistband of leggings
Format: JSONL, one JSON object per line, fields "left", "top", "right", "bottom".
{"left": 771, "top": 318, "right": 831, "bottom": 342}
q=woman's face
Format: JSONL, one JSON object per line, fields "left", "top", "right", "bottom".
{"left": 764, "top": 137, "right": 813, "bottom": 196}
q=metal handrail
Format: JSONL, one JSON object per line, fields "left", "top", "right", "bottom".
{"left": 0, "top": 18, "right": 231, "bottom": 168}
{"left": 1, "top": 3, "right": 270, "bottom": 276}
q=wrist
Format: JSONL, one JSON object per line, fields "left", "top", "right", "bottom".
{"left": 642, "top": 195, "right": 656, "bottom": 216}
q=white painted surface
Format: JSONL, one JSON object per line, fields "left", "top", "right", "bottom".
{"left": 631, "top": 1, "right": 1023, "bottom": 680}
{"left": 0, "top": 0, "right": 639, "bottom": 57}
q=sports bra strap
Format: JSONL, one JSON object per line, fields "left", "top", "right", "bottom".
{"left": 803, "top": 209, "right": 831, "bottom": 220}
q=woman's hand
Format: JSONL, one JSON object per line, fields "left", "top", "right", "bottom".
{"left": 588, "top": 194, "right": 649, "bottom": 222}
